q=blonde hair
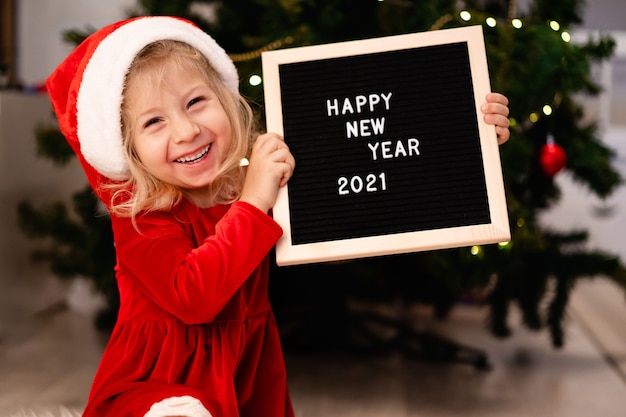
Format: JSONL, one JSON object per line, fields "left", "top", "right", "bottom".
{"left": 106, "top": 40, "right": 258, "bottom": 220}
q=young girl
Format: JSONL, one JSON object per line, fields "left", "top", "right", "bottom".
{"left": 46, "top": 16, "right": 510, "bottom": 417}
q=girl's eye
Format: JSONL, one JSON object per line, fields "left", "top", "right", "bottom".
{"left": 143, "top": 117, "right": 161, "bottom": 128}
{"left": 188, "top": 96, "right": 204, "bottom": 108}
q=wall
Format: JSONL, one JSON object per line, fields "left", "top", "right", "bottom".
{"left": 0, "top": 92, "right": 85, "bottom": 287}
{"left": 16, "top": 0, "right": 134, "bottom": 87}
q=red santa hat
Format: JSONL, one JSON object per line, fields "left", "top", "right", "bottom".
{"left": 47, "top": 16, "right": 239, "bottom": 180}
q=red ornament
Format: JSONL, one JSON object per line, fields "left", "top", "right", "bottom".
{"left": 540, "top": 136, "right": 566, "bottom": 177}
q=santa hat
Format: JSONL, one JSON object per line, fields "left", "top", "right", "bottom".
{"left": 47, "top": 16, "right": 239, "bottom": 180}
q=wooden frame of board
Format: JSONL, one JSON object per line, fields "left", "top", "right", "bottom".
{"left": 262, "top": 25, "right": 510, "bottom": 266}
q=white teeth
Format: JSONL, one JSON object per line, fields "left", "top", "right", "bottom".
{"left": 176, "top": 145, "right": 210, "bottom": 163}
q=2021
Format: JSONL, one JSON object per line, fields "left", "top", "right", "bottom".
{"left": 337, "top": 172, "right": 388, "bottom": 196}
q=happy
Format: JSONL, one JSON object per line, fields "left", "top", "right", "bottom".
{"left": 326, "top": 92, "right": 393, "bottom": 116}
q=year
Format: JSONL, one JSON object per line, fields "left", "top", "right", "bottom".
{"left": 337, "top": 173, "right": 387, "bottom": 196}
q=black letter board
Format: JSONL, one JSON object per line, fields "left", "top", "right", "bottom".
{"left": 262, "top": 26, "right": 510, "bottom": 266}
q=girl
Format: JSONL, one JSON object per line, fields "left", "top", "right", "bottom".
{"left": 46, "top": 16, "right": 509, "bottom": 417}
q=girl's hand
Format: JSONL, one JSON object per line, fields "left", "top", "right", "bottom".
{"left": 240, "top": 132, "right": 295, "bottom": 213}
{"left": 481, "top": 92, "right": 510, "bottom": 145}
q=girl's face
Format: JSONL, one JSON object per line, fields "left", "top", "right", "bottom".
{"left": 126, "top": 62, "right": 232, "bottom": 204}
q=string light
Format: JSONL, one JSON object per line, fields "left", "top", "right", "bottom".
{"left": 229, "top": 36, "right": 295, "bottom": 62}
{"left": 498, "top": 241, "right": 511, "bottom": 249}
{"left": 542, "top": 105, "right": 553, "bottom": 116}
{"left": 248, "top": 74, "right": 262, "bottom": 87}
{"left": 446, "top": 11, "right": 568, "bottom": 129}
{"left": 221, "top": 7, "right": 574, "bottom": 138}
{"left": 429, "top": 13, "right": 453, "bottom": 30}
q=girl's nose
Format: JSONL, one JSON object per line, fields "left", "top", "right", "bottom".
{"left": 172, "top": 115, "right": 201, "bottom": 143}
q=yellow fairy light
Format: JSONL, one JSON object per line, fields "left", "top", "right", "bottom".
{"left": 470, "top": 245, "right": 481, "bottom": 256}
{"left": 542, "top": 105, "right": 553, "bottom": 115}
{"left": 512, "top": 18, "right": 522, "bottom": 29}
{"left": 550, "top": 20, "right": 560, "bottom": 31}
{"left": 561, "top": 31, "right": 571, "bottom": 42}
{"left": 248, "top": 74, "right": 262, "bottom": 87}
{"left": 529, "top": 112, "right": 539, "bottom": 123}
{"left": 486, "top": 17, "right": 497, "bottom": 27}
{"left": 460, "top": 11, "right": 472, "bottom": 21}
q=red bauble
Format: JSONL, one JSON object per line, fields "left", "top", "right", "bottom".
{"left": 540, "top": 140, "right": 566, "bottom": 177}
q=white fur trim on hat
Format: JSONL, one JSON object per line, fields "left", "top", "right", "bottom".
{"left": 76, "top": 16, "right": 239, "bottom": 179}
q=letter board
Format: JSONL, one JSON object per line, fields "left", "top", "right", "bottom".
{"left": 262, "top": 25, "right": 510, "bottom": 266}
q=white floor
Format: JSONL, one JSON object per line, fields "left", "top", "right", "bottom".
{"left": 1, "top": 278, "right": 626, "bottom": 417}
{"left": 289, "top": 288, "right": 626, "bottom": 417}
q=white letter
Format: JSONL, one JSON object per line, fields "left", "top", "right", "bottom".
{"left": 381, "top": 92, "right": 392, "bottom": 110}
{"left": 359, "top": 119, "right": 372, "bottom": 137}
{"left": 381, "top": 141, "right": 392, "bottom": 159}
{"left": 342, "top": 98, "right": 355, "bottom": 115}
{"left": 408, "top": 138, "right": 420, "bottom": 155}
{"left": 368, "top": 94, "right": 380, "bottom": 111}
{"left": 368, "top": 142, "right": 380, "bottom": 161}
{"left": 394, "top": 140, "right": 407, "bottom": 158}
{"left": 370, "top": 117, "right": 386, "bottom": 135}
{"left": 355, "top": 95, "right": 367, "bottom": 113}
{"left": 346, "top": 121, "right": 358, "bottom": 138}
{"left": 327, "top": 99, "right": 339, "bottom": 116}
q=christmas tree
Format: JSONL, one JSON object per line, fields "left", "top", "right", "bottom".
{"left": 19, "top": 0, "right": 625, "bottom": 359}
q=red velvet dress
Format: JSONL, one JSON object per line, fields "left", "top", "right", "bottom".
{"left": 82, "top": 199, "right": 294, "bottom": 417}
{"left": 45, "top": 40, "right": 294, "bottom": 415}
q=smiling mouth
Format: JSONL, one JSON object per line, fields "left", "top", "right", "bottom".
{"left": 175, "top": 145, "right": 211, "bottom": 164}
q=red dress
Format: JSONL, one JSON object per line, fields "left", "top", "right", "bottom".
{"left": 45, "top": 28, "right": 293, "bottom": 414}
{"left": 82, "top": 199, "right": 294, "bottom": 416}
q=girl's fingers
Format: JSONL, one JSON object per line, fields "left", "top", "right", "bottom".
{"left": 495, "top": 126, "right": 510, "bottom": 145}
{"left": 486, "top": 92, "right": 509, "bottom": 106}
{"left": 481, "top": 102, "right": 510, "bottom": 118}
{"left": 482, "top": 93, "right": 511, "bottom": 145}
